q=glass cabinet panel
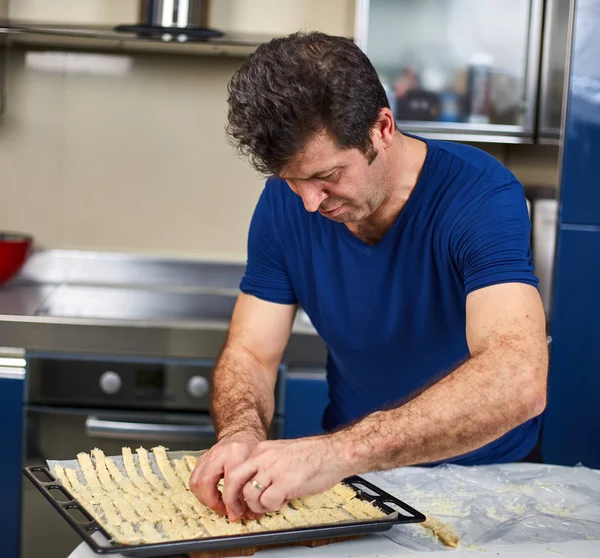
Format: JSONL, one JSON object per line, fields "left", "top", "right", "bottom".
{"left": 355, "top": 0, "right": 544, "bottom": 142}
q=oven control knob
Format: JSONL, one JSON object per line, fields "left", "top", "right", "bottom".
{"left": 99, "top": 371, "right": 122, "bottom": 395}
{"left": 187, "top": 375, "right": 209, "bottom": 398}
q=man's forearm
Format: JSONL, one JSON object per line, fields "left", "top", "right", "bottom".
{"left": 211, "top": 342, "right": 277, "bottom": 441}
{"left": 332, "top": 345, "right": 547, "bottom": 473}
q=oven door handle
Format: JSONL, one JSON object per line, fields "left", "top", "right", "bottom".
{"left": 85, "top": 416, "right": 216, "bottom": 441}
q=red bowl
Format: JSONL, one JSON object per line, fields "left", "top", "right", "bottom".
{"left": 0, "top": 232, "right": 33, "bottom": 286}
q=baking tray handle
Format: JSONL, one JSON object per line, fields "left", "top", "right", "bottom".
{"left": 22, "top": 466, "right": 112, "bottom": 552}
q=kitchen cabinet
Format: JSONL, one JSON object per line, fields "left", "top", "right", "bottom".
{"left": 543, "top": 229, "right": 600, "bottom": 466}
{"left": 541, "top": 0, "right": 600, "bottom": 466}
{"left": 355, "top": 0, "right": 544, "bottom": 143}
{"left": 283, "top": 368, "right": 329, "bottom": 439}
{"left": 0, "top": 358, "right": 26, "bottom": 558}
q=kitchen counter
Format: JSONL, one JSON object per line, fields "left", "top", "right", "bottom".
{"left": 68, "top": 537, "right": 600, "bottom": 557}
{"left": 0, "top": 250, "right": 326, "bottom": 364}
{"left": 66, "top": 462, "right": 600, "bottom": 558}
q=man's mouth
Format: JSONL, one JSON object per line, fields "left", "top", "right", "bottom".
{"left": 319, "top": 204, "right": 344, "bottom": 217}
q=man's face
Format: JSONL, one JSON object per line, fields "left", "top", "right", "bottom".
{"left": 279, "top": 130, "right": 390, "bottom": 223}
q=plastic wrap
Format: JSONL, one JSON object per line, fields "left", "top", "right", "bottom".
{"left": 362, "top": 462, "right": 600, "bottom": 551}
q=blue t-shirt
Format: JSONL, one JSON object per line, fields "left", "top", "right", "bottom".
{"left": 240, "top": 137, "right": 541, "bottom": 466}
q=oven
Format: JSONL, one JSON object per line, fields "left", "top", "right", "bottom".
{"left": 21, "top": 352, "right": 284, "bottom": 558}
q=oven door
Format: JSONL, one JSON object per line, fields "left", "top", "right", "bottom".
{"left": 22, "top": 405, "right": 219, "bottom": 558}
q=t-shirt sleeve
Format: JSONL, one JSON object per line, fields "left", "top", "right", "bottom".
{"left": 239, "top": 184, "right": 298, "bottom": 305}
{"left": 451, "top": 178, "right": 539, "bottom": 296}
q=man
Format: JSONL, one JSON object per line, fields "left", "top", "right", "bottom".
{"left": 189, "top": 32, "right": 548, "bottom": 522}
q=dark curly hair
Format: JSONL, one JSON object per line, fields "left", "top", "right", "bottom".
{"left": 226, "top": 31, "right": 390, "bottom": 176}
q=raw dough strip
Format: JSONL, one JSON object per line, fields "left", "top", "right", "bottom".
{"left": 258, "top": 513, "right": 293, "bottom": 531}
{"left": 184, "top": 455, "right": 198, "bottom": 472}
{"left": 152, "top": 448, "right": 212, "bottom": 517}
{"left": 152, "top": 446, "right": 186, "bottom": 491}
{"left": 65, "top": 467, "right": 100, "bottom": 505}
{"left": 331, "top": 483, "right": 358, "bottom": 501}
{"left": 135, "top": 447, "right": 166, "bottom": 492}
{"left": 343, "top": 498, "right": 386, "bottom": 519}
{"left": 173, "top": 458, "right": 192, "bottom": 487}
{"left": 319, "top": 487, "right": 353, "bottom": 506}
{"left": 78, "top": 451, "right": 151, "bottom": 543}
{"left": 279, "top": 507, "right": 311, "bottom": 527}
{"left": 135, "top": 448, "right": 199, "bottom": 517}
{"left": 77, "top": 452, "right": 103, "bottom": 493}
{"left": 422, "top": 518, "right": 460, "bottom": 548}
{"left": 122, "top": 447, "right": 153, "bottom": 494}
{"left": 299, "top": 494, "right": 327, "bottom": 509}
{"left": 91, "top": 448, "right": 119, "bottom": 492}
{"left": 242, "top": 519, "right": 267, "bottom": 532}
{"left": 104, "top": 457, "right": 174, "bottom": 525}
{"left": 53, "top": 465, "right": 74, "bottom": 493}
{"left": 88, "top": 449, "right": 147, "bottom": 526}
{"left": 63, "top": 463, "right": 132, "bottom": 543}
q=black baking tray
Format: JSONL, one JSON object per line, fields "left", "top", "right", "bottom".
{"left": 24, "top": 466, "right": 425, "bottom": 557}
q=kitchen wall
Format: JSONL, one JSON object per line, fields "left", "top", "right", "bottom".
{"left": 0, "top": 0, "right": 558, "bottom": 262}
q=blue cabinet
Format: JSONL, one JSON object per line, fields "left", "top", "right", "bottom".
{"left": 0, "top": 368, "right": 25, "bottom": 558}
{"left": 283, "top": 369, "right": 329, "bottom": 439}
{"left": 541, "top": 0, "right": 600, "bottom": 466}
{"left": 543, "top": 228, "right": 600, "bottom": 466}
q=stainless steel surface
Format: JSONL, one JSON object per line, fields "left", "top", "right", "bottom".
{"left": 532, "top": 198, "right": 559, "bottom": 317}
{"left": 523, "top": 0, "right": 545, "bottom": 136}
{"left": 85, "top": 416, "right": 216, "bottom": 441}
{"left": 1, "top": 319, "right": 325, "bottom": 364}
{"left": 0, "top": 24, "right": 270, "bottom": 57}
{"left": 0, "top": 250, "right": 325, "bottom": 364}
{"left": 538, "top": 0, "right": 572, "bottom": 141}
{"left": 36, "top": 285, "right": 238, "bottom": 322}
{"left": 141, "top": 0, "right": 209, "bottom": 28}
{"left": 555, "top": 0, "right": 576, "bottom": 204}
{"left": 18, "top": 250, "right": 244, "bottom": 293}
{"left": 0, "top": 284, "right": 56, "bottom": 315}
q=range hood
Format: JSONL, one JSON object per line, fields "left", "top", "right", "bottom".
{"left": 0, "top": 0, "right": 276, "bottom": 57}
{"left": 115, "top": 0, "right": 224, "bottom": 42}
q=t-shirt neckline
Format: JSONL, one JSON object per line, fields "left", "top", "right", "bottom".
{"left": 333, "top": 135, "right": 433, "bottom": 256}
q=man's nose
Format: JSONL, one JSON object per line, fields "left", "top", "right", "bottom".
{"left": 298, "top": 184, "right": 328, "bottom": 213}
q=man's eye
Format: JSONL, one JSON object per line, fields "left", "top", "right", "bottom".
{"left": 319, "top": 172, "right": 336, "bottom": 182}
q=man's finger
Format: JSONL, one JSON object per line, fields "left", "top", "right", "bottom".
{"left": 254, "top": 483, "right": 286, "bottom": 514}
{"left": 189, "top": 459, "right": 227, "bottom": 515}
{"left": 242, "top": 478, "right": 271, "bottom": 515}
{"left": 224, "top": 461, "right": 258, "bottom": 521}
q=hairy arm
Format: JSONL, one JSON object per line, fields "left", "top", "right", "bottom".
{"left": 212, "top": 292, "right": 296, "bottom": 440}
{"left": 333, "top": 282, "right": 548, "bottom": 472}
{"left": 189, "top": 292, "right": 296, "bottom": 517}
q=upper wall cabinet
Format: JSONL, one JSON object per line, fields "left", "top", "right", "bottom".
{"left": 355, "top": 0, "right": 545, "bottom": 143}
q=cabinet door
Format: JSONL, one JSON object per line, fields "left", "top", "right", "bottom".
{"left": 557, "top": 0, "right": 600, "bottom": 226}
{"left": 0, "top": 368, "right": 25, "bottom": 558}
{"left": 542, "top": 227, "right": 600, "bottom": 466}
{"left": 283, "top": 369, "right": 329, "bottom": 439}
{"left": 355, "top": 0, "right": 543, "bottom": 142}
{"left": 538, "top": 0, "right": 572, "bottom": 143}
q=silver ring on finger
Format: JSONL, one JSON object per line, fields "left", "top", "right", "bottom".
{"left": 250, "top": 478, "right": 266, "bottom": 494}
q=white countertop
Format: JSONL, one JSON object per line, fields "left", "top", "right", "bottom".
{"left": 68, "top": 536, "right": 600, "bottom": 557}
{"left": 67, "top": 462, "right": 600, "bottom": 558}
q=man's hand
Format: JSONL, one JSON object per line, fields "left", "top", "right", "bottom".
{"left": 222, "top": 436, "right": 350, "bottom": 518}
{"left": 189, "top": 431, "right": 263, "bottom": 518}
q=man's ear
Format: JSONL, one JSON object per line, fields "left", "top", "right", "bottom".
{"left": 372, "top": 107, "right": 396, "bottom": 149}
